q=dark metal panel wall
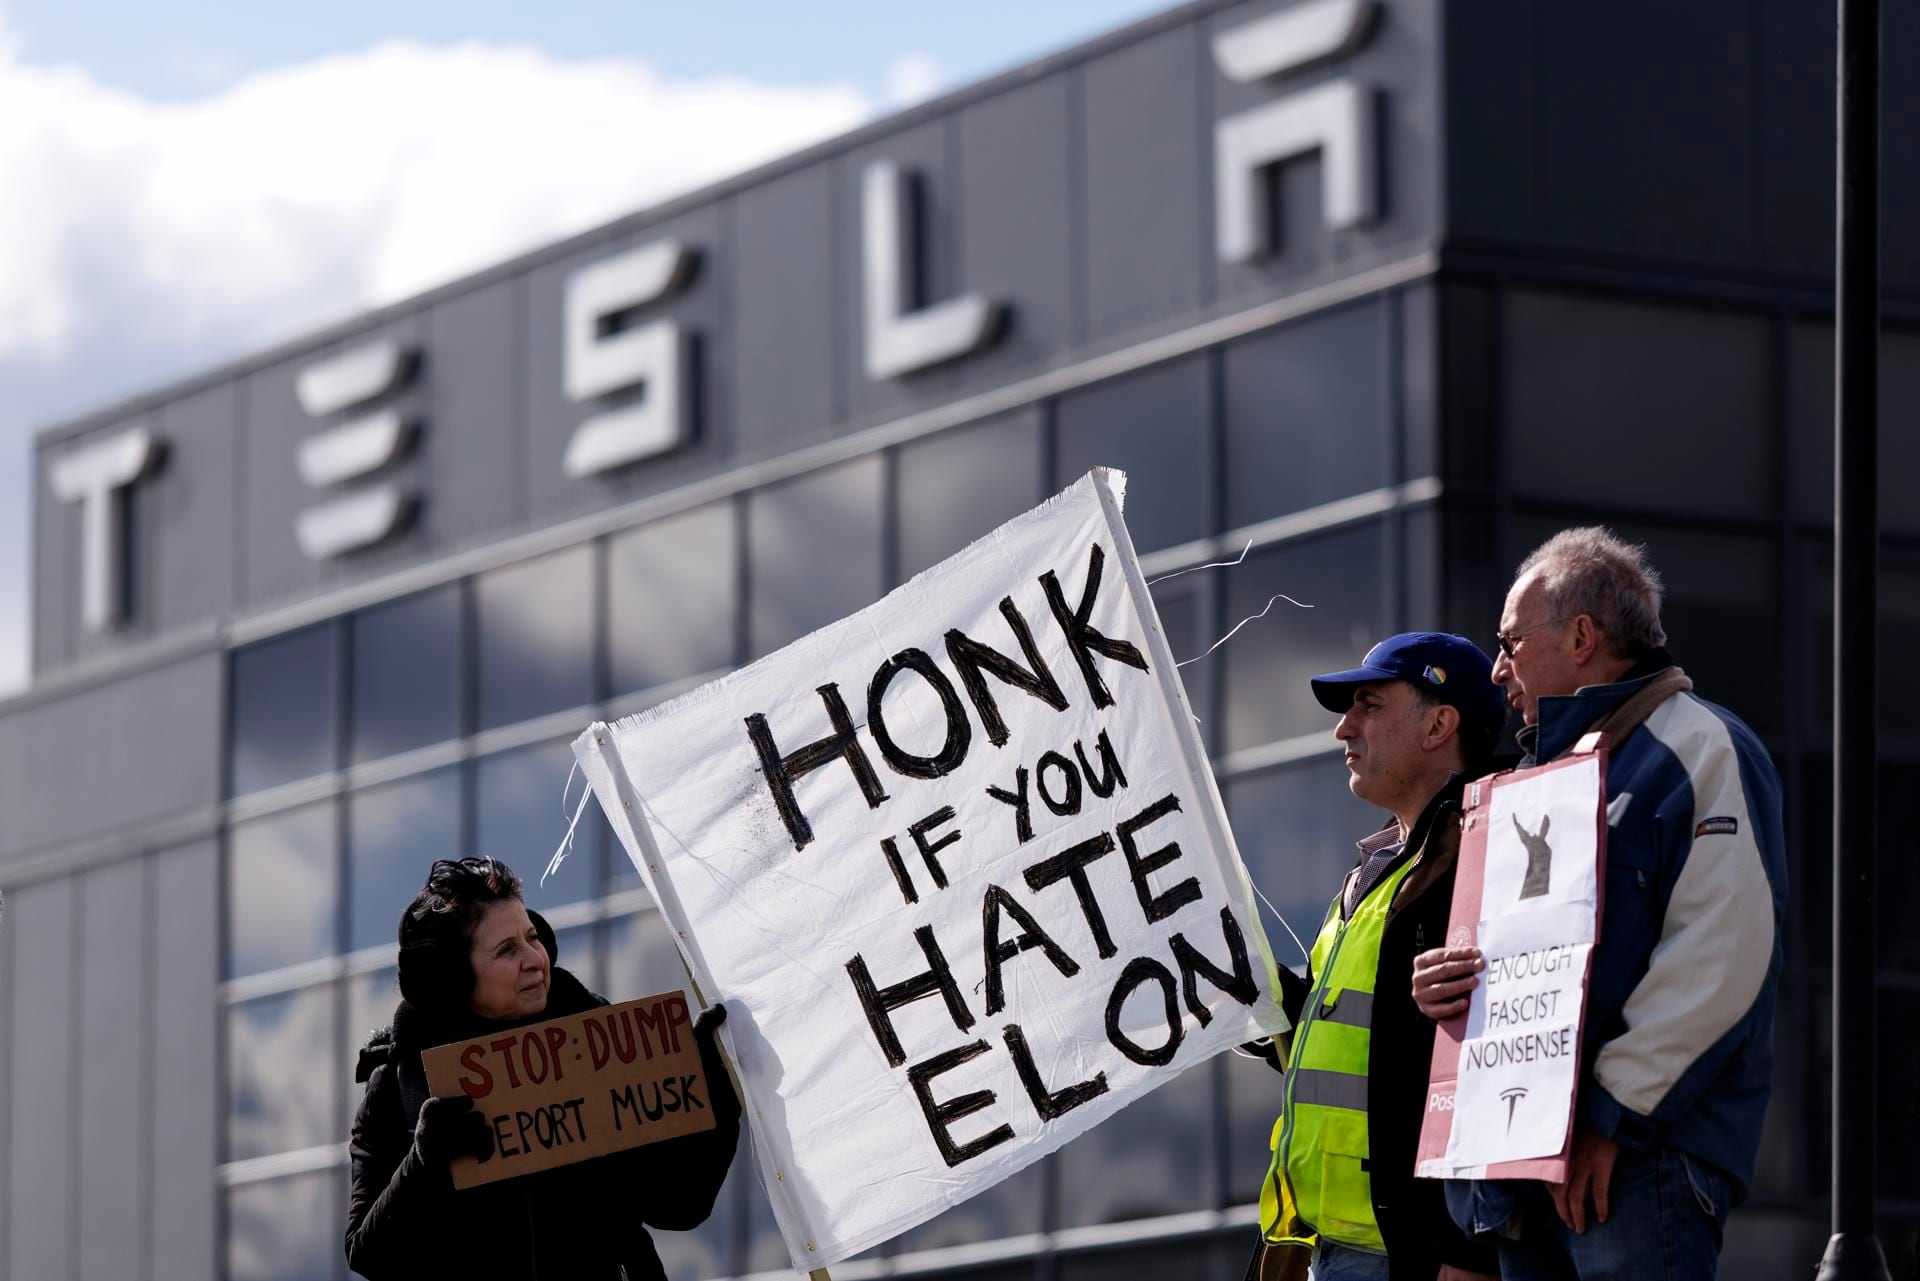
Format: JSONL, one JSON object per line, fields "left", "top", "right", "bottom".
{"left": 0, "top": 652, "right": 222, "bottom": 863}
{"left": 422, "top": 276, "right": 526, "bottom": 544}
{"left": 1081, "top": 23, "right": 1208, "bottom": 343}
{"left": 732, "top": 162, "right": 846, "bottom": 459}
{"left": 150, "top": 838, "right": 219, "bottom": 1281}
{"left": 7, "top": 875, "right": 76, "bottom": 1281}
{"left": 149, "top": 383, "right": 242, "bottom": 639}
{"left": 77, "top": 858, "right": 146, "bottom": 1281}
{"left": 953, "top": 74, "right": 1077, "bottom": 384}
{"left": 1445, "top": 0, "right": 1920, "bottom": 296}
{"left": 32, "top": 445, "right": 74, "bottom": 671}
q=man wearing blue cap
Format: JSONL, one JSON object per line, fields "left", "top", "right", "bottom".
{"left": 1246, "top": 633, "right": 1507, "bottom": 1281}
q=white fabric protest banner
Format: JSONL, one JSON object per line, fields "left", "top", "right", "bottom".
{"left": 1416, "top": 741, "right": 1608, "bottom": 1180}
{"left": 573, "top": 469, "right": 1288, "bottom": 1270}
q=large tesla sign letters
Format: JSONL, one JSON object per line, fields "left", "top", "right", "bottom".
{"left": 862, "top": 160, "right": 1005, "bottom": 380}
{"left": 47, "top": 426, "right": 159, "bottom": 632}
{"left": 294, "top": 340, "right": 420, "bottom": 559}
{"left": 1212, "top": 0, "right": 1380, "bottom": 263}
{"left": 562, "top": 240, "right": 698, "bottom": 479}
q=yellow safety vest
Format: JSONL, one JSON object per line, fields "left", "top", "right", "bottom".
{"left": 1259, "top": 853, "right": 1417, "bottom": 1253}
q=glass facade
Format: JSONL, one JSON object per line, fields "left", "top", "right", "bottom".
{"left": 208, "top": 278, "right": 1920, "bottom": 1278}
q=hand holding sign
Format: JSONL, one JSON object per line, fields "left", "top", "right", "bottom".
{"left": 1411, "top": 944, "right": 1484, "bottom": 1021}
{"left": 412, "top": 1094, "right": 495, "bottom": 1168}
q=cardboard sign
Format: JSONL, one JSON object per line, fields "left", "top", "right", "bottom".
{"left": 1416, "top": 735, "right": 1609, "bottom": 1181}
{"left": 421, "top": 989, "right": 715, "bottom": 1189}
{"left": 572, "top": 470, "right": 1288, "bottom": 1270}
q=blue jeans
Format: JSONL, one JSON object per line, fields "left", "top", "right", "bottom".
{"left": 1312, "top": 1240, "right": 1391, "bottom": 1281}
{"left": 1491, "top": 1145, "right": 1732, "bottom": 1281}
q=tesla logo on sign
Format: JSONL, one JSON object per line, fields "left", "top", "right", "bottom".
{"left": 1212, "top": 0, "right": 1380, "bottom": 262}
{"left": 293, "top": 340, "right": 419, "bottom": 559}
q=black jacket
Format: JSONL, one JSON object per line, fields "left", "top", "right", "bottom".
{"left": 345, "top": 966, "right": 739, "bottom": 1281}
{"left": 1262, "top": 779, "right": 1497, "bottom": 1280}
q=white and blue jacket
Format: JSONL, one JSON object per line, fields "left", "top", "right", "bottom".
{"left": 1451, "top": 654, "right": 1786, "bottom": 1228}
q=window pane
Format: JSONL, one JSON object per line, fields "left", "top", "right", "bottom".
{"left": 230, "top": 623, "right": 338, "bottom": 796}
{"left": 228, "top": 802, "right": 339, "bottom": 978}
{"left": 896, "top": 410, "right": 1045, "bottom": 581}
{"left": 1809, "top": 559, "right": 1920, "bottom": 742}
{"left": 1056, "top": 1066, "right": 1215, "bottom": 1226}
{"left": 1056, "top": 355, "right": 1211, "bottom": 554}
{"left": 475, "top": 739, "right": 602, "bottom": 912}
{"left": 747, "top": 457, "right": 884, "bottom": 658}
{"left": 552, "top": 922, "right": 600, "bottom": 994}
{"left": 349, "top": 585, "right": 464, "bottom": 764}
{"left": 347, "top": 767, "right": 463, "bottom": 953}
{"left": 603, "top": 910, "right": 685, "bottom": 1005}
{"left": 1505, "top": 291, "right": 1772, "bottom": 520}
{"left": 609, "top": 502, "right": 738, "bottom": 696}
{"left": 1226, "top": 759, "right": 1381, "bottom": 971}
{"left": 1222, "top": 300, "right": 1390, "bottom": 529}
{"left": 227, "top": 986, "right": 338, "bottom": 1161}
{"left": 226, "top": 1171, "right": 339, "bottom": 1281}
{"left": 344, "top": 966, "right": 399, "bottom": 1126}
{"left": 1219, "top": 523, "right": 1389, "bottom": 753}
{"left": 1787, "top": 323, "right": 1920, "bottom": 534}
{"left": 475, "top": 546, "right": 596, "bottom": 731}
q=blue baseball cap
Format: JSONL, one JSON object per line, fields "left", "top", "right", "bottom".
{"left": 1309, "top": 631, "right": 1507, "bottom": 732}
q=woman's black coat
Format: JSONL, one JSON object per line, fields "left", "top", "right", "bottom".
{"left": 345, "top": 965, "right": 739, "bottom": 1281}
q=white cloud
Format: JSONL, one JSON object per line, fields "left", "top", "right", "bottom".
{"left": 883, "top": 51, "right": 942, "bottom": 108}
{"left": 0, "top": 23, "right": 880, "bottom": 695}
{"left": 0, "top": 38, "right": 873, "bottom": 358}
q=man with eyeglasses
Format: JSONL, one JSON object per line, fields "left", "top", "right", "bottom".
{"left": 1411, "top": 528, "right": 1786, "bottom": 1280}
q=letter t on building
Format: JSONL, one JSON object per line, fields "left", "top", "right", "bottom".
{"left": 46, "top": 425, "right": 159, "bottom": 632}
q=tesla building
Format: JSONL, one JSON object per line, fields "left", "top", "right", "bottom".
{"left": 3, "top": 1, "right": 1917, "bottom": 1277}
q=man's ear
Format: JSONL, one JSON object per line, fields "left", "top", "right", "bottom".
{"left": 1568, "top": 613, "right": 1605, "bottom": 666}
{"left": 1427, "top": 703, "right": 1461, "bottom": 753}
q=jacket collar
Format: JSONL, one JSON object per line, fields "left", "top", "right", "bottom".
{"left": 1517, "top": 647, "right": 1676, "bottom": 763}
{"left": 1352, "top": 772, "right": 1466, "bottom": 863}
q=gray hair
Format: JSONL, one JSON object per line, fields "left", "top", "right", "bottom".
{"left": 1514, "top": 527, "right": 1667, "bottom": 658}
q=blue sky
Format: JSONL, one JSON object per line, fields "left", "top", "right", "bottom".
{"left": 5, "top": 0, "right": 1159, "bottom": 102}
{"left": 0, "top": 0, "right": 1166, "bottom": 693}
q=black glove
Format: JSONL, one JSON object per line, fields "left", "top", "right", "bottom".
{"left": 692, "top": 1003, "right": 740, "bottom": 1120}
{"left": 413, "top": 1094, "right": 494, "bottom": 1168}
{"left": 1276, "top": 964, "right": 1312, "bottom": 1021}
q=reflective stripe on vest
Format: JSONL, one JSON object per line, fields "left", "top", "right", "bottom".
{"left": 1258, "top": 853, "right": 1417, "bottom": 1252}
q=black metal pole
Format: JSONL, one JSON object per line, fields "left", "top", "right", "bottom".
{"left": 1816, "top": 0, "right": 1889, "bottom": 1277}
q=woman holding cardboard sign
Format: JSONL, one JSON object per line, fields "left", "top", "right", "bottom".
{"left": 345, "top": 857, "right": 739, "bottom": 1281}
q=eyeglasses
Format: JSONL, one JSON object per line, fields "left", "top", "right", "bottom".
{"left": 1495, "top": 615, "right": 1582, "bottom": 659}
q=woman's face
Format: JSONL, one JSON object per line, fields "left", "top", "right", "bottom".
{"left": 466, "top": 899, "right": 550, "bottom": 1021}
